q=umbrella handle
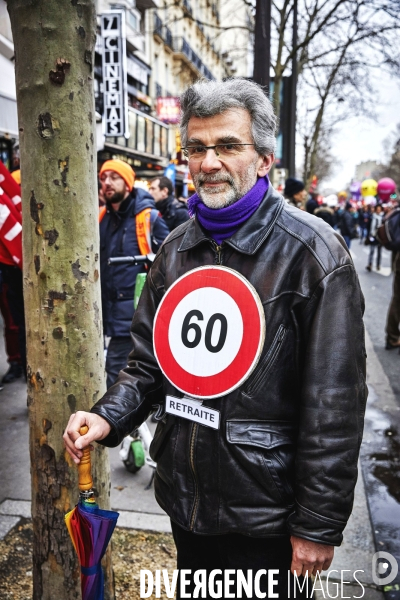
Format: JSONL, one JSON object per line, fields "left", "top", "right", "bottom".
{"left": 78, "top": 426, "right": 93, "bottom": 491}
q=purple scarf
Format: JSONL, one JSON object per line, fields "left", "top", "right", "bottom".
{"left": 188, "top": 176, "right": 269, "bottom": 245}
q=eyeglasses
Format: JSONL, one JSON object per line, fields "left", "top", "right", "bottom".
{"left": 182, "top": 143, "right": 255, "bottom": 160}
{"left": 99, "top": 173, "right": 123, "bottom": 183}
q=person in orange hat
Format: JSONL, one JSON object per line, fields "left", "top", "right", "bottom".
{"left": 98, "top": 159, "right": 169, "bottom": 388}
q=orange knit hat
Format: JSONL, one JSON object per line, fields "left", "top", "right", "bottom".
{"left": 99, "top": 159, "right": 135, "bottom": 191}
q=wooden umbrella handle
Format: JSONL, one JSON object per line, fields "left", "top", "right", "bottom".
{"left": 77, "top": 426, "right": 93, "bottom": 491}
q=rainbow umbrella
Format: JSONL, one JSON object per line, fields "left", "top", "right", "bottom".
{"left": 65, "top": 427, "right": 119, "bottom": 600}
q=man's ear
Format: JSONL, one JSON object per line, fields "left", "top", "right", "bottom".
{"left": 257, "top": 153, "right": 275, "bottom": 177}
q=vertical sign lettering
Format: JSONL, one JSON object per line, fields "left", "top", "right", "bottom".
{"left": 101, "top": 11, "right": 129, "bottom": 138}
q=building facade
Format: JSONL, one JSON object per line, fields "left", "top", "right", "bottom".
{"left": 355, "top": 160, "right": 383, "bottom": 182}
{"left": 0, "top": 0, "right": 251, "bottom": 188}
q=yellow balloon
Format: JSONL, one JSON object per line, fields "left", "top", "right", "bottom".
{"left": 361, "top": 179, "right": 377, "bottom": 197}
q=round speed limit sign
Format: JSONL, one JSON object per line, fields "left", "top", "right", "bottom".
{"left": 153, "top": 266, "right": 265, "bottom": 398}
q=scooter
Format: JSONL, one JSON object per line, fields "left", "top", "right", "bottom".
{"left": 108, "top": 254, "right": 158, "bottom": 486}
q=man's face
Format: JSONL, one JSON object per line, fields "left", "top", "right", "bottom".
{"left": 293, "top": 189, "right": 307, "bottom": 202}
{"left": 149, "top": 179, "right": 169, "bottom": 203}
{"left": 100, "top": 170, "right": 129, "bottom": 205}
{"left": 186, "top": 108, "right": 274, "bottom": 209}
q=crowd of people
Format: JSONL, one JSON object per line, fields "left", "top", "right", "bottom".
{"left": 284, "top": 175, "right": 400, "bottom": 351}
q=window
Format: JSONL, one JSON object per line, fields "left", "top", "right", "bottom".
{"left": 146, "top": 119, "right": 153, "bottom": 154}
{"left": 127, "top": 10, "right": 139, "bottom": 31}
{"left": 153, "top": 123, "right": 160, "bottom": 156}
{"left": 127, "top": 111, "right": 137, "bottom": 149}
{"left": 137, "top": 115, "right": 146, "bottom": 153}
{"left": 160, "top": 126, "right": 168, "bottom": 157}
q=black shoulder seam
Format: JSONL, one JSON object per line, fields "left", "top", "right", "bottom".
{"left": 276, "top": 221, "right": 329, "bottom": 274}
{"left": 282, "top": 208, "right": 338, "bottom": 264}
{"left": 305, "top": 263, "right": 357, "bottom": 308}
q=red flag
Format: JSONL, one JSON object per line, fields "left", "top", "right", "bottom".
{"left": 0, "top": 189, "right": 23, "bottom": 267}
{"left": 0, "top": 161, "right": 22, "bottom": 213}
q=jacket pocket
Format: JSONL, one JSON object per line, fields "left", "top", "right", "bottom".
{"left": 244, "top": 325, "right": 288, "bottom": 396}
{"left": 115, "top": 285, "right": 135, "bottom": 301}
{"left": 226, "top": 420, "right": 295, "bottom": 507}
{"left": 150, "top": 416, "right": 175, "bottom": 462}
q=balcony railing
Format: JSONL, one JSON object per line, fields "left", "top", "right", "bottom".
{"left": 154, "top": 13, "right": 163, "bottom": 37}
{"left": 173, "top": 37, "right": 215, "bottom": 80}
{"left": 164, "top": 25, "right": 173, "bottom": 49}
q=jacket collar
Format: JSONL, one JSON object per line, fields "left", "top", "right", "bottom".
{"left": 178, "top": 185, "right": 284, "bottom": 255}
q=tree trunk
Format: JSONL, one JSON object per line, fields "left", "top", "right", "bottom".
{"left": 7, "top": 1, "right": 114, "bottom": 598}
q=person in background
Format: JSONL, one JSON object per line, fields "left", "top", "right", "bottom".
{"left": 0, "top": 280, "right": 23, "bottom": 385}
{"left": 148, "top": 176, "right": 189, "bottom": 232}
{"left": 314, "top": 202, "right": 335, "bottom": 227}
{"left": 284, "top": 177, "right": 307, "bottom": 209}
{"left": 340, "top": 202, "right": 357, "bottom": 248}
{"left": 0, "top": 165, "right": 25, "bottom": 381}
{"left": 385, "top": 198, "right": 400, "bottom": 350}
{"left": 305, "top": 187, "right": 319, "bottom": 214}
{"left": 359, "top": 205, "right": 372, "bottom": 243}
{"left": 366, "top": 204, "right": 383, "bottom": 271}
{"left": 385, "top": 250, "right": 400, "bottom": 350}
{"left": 99, "top": 159, "right": 169, "bottom": 388}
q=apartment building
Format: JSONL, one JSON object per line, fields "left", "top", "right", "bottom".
{"left": 96, "top": 0, "right": 251, "bottom": 186}
{"left": 0, "top": 0, "right": 251, "bottom": 187}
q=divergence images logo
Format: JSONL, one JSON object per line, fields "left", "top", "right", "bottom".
{"left": 372, "top": 552, "right": 399, "bottom": 587}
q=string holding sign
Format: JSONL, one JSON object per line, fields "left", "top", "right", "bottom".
{"left": 153, "top": 266, "right": 266, "bottom": 399}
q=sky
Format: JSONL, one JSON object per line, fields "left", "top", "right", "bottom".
{"left": 319, "top": 75, "right": 400, "bottom": 192}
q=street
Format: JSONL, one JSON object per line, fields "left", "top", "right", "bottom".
{"left": 0, "top": 236, "right": 399, "bottom": 598}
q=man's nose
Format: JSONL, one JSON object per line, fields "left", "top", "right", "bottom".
{"left": 200, "top": 148, "right": 222, "bottom": 172}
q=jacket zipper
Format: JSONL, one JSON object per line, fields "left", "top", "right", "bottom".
{"left": 189, "top": 423, "right": 199, "bottom": 530}
{"left": 246, "top": 325, "right": 287, "bottom": 394}
{"left": 212, "top": 241, "right": 223, "bottom": 265}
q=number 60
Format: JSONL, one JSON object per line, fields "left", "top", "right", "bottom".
{"left": 181, "top": 310, "right": 228, "bottom": 353}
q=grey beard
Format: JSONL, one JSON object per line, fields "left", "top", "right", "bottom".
{"left": 193, "top": 161, "right": 259, "bottom": 209}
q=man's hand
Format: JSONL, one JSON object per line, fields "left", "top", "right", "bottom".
{"left": 290, "top": 536, "right": 334, "bottom": 577}
{"left": 63, "top": 411, "right": 111, "bottom": 464}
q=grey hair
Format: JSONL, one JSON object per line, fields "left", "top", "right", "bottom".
{"left": 180, "top": 78, "right": 277, "bottom": 156}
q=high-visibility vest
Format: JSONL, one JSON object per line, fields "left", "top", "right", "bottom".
{"left": 99, "top": 205, "right": 157, "bottom": 255}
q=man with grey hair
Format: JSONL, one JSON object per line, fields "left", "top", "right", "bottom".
{"left": 64, "top": 78, "right": 366, "bottom": 598}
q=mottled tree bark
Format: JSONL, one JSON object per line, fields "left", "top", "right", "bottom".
{"left": 7, "top": 2, "right": 114, "bottom": 598}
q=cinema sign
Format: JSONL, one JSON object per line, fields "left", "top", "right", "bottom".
{"left": 100, "top": 11, "right": 129, "bottom": 138}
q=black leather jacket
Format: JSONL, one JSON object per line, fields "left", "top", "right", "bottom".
{"left": 92, "top": 186, "right": 367, "bottom": 546}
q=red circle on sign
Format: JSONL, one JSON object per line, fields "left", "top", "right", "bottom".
{"left": 153, "top": 266, "right": 265, "bottom": 398}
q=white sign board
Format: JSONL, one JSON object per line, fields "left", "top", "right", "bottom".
{"left": 100, "top": 11, "right": 129, "bottom": 138}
